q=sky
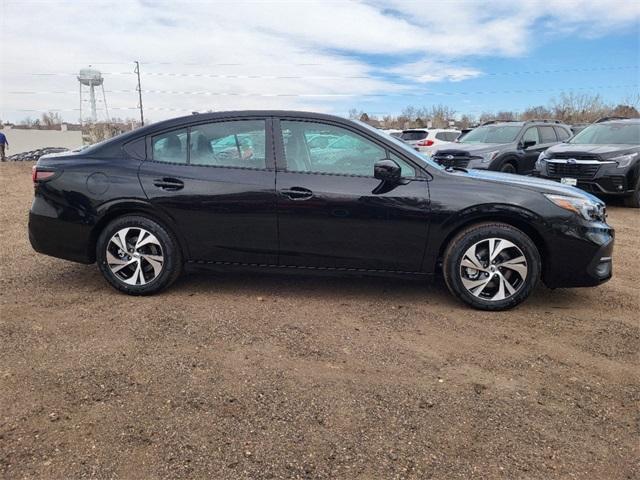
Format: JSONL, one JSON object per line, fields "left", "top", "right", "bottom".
{"left": 0, "top": 0, "right": 639, "bottom": 124}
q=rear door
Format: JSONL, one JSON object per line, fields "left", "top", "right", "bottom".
{"left": 138, "top": 117, "right": 278, "bottom": 264}
{"left": 274, "top": 118, "right": 431, "bottom": 272}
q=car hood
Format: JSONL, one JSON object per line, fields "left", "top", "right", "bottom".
{"left": 462, "top": 168, "right": 601, "bottom": 201}
{"left": 546, "top": 143, "right": 640, "bottom": 157}
{"left": 435, "top": 143, "right": 505, "bottom": 156}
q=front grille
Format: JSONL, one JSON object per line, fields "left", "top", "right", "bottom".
{"left": 552, "top": 152, "right": 601, "bottom": 161}
{"left": 547, "top": 162, "right": 600, "bottom": 179}
{"left": 432, "top": 150, "right": 471, "bottom": 168}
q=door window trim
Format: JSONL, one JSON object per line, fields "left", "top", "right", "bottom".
{"left": 144, "top": 117, "right": 275, "bottom": 171}
{"left": 273, "top": 117, "right": 427, "bottom": 179}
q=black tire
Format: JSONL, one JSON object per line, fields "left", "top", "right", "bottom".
{"left": 443, "top": 222, "right": 541, "bottom": 311}
{"left": 623, "top": 179, "right": 639, "bottom": 208}
{"left": 96, "top": 215, "right": 182, "bottom": 295}
{"left": 499, "top": 162, "right": 517, "bottom": 174}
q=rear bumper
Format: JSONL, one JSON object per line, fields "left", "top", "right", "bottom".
{"left": 29, "top": 203, "right": 94, "bottom": 264}
{"left": 542, "top": 221, "right": 614, "bottom": 288}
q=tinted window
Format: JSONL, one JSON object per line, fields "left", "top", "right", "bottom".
{"left": 435, "top": 132, "right": 449, "bottom": 141}
{"left": 459, "top": 125, "right": 521, "bottom": 144}
{"left": 448, "top": 132, "right": 460, "bottom": 141}
{"left": 570, "top": 123, "right": 640, "bottom": 145}
{"left": 538, "top": 126, "right": 557, "bottom": 143}
{"left": 281, "top": 120, "right": 415, "bottom": 177}
{"left": 555, "top": 127, "right": 571, "bottom": 141}
{"left": 522, "top": 127, "right": 540, "bottom": 145}
{"left": 152, "top": 128, "right": 188, "bottom": 164}
{"left": 190, "top": 120, "right": 266, "bottom": 168}
{"left": 401, "top": 130, "right": 428, "bottom": 141}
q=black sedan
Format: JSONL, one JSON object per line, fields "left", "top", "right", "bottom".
{"left": 29, "top": 111, "right": 614, "bottom": 310}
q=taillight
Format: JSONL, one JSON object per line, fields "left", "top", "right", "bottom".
{"left": 32, "top": 166, "right": 56, "bottom": 185}
{"left": 417, "top": 139, "right": 434, "bottom": 147}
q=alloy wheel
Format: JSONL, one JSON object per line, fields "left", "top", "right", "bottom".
{"left": 106, "top": 227, "right": 164, "bottom": 285}
{"left": 459, "top": 237, "right": 528, "bottom": 301}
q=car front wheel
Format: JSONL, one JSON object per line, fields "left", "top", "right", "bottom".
{"left": 443, "top": 223, "right": 541, "bottom": 310}
{"left": 96, "top": 215, "right": 182, "bottom": 295}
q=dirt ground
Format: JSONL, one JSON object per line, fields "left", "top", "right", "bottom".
{"left": 0, "top": 162, "right": 638, "bottom": 479}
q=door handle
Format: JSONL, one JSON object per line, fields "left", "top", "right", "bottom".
{"left": 153, "top": 177, "right": 184, "bottom": 191}
{"left": 281, "top": 186, "right": 313, "bottom": 200}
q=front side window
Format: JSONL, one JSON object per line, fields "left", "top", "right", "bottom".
{"left": 538, "top": 126, "right": 557, "bottom": 143}
{"left": 281, "top": 121, "right": 386, "bottom": 176}
{"left": 152, "top": 128, "right": 188, "bottom": 164}
{"left": 459, "top": 125, "right": 521, "bottom": 144}
{"left": 190, "top": 120, "right": 266, "bottom": 168}
{"left": 570, "top": 123, "right": 640, "bottom": 145}
{"left": 555, "top": 127, "right": 571, "bottom": 141}
{"left": 521, "top": 127, "right": 540, "bottom": 145}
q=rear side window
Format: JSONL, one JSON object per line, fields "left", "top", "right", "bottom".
{"left": 435, "top": 132, "right": 449, "bottom": 141}
{"left": 190, "top": 120, "right": 266, "bottom": 169}
{"left": 152, "top": 128, "right": 188, "bottom": 164}
{"left": 538, "top": 126, "right": 557, "bottom": 143}
{"left": 447, "top": 132, "right": 460, "bottom": 141}
{"left": 401, "top": 130, "right": 428, "bottom": 141}
{"left": 555, "top": 127, "right": 571, "bottom": 141}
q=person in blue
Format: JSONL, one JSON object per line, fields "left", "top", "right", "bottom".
{"left": 0, "top": 131, "right": 8, "bottom": 161}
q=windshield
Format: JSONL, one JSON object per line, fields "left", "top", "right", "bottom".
{"left": 353, "top": 120, "right": 444, "bottom": 171}
{"left": 459, "top": 125, "right": 521, "bottom": 144}
{"left": 569, "top": 123, "right": 640, "bottom": 145}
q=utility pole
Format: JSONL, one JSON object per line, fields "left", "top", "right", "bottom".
{"left": 134, "top": 61, "right": 144, "bottom": 126}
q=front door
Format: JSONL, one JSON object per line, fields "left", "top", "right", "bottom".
{"left": 138, "top": 118, "right": 278, "bottom": 265}
{"left": 274, "top": 119, "right": 430, "bottom": 272}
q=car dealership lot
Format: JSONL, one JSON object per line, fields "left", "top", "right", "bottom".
{"left": 0, "top": 162, "right": 638, "bottom": 479}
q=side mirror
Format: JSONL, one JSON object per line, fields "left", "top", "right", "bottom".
{"left": 522, "top": 140, "right": 537, "bottom": 149}
{"left": 374, "top": 159, "right": 401, "bottom": 183}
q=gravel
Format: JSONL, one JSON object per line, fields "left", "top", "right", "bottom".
{"left": 0, "top": 162, "right": 638, "bottom": 479}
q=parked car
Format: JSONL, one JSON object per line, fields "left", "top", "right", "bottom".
{"left": 432, "top": 120, "right": 572, "bottom": 174}
{"left": 29, "top": 111, "right": 613, "bottom": 310}
{"left": 400, "top": 128, "right": 460, "bottom": 156}
{"left": 535, "top": 118, "right": 640, "bottom": 207}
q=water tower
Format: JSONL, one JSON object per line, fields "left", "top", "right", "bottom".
{"left": 78, "top": 67, "right": 110, "bottom": 123}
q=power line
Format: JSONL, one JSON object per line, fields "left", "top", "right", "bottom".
{"left": 13, "top": 64, "right": 639, "bottom": 79}
{"left": 6, "top": 84, "right": 639, "bottom": 98}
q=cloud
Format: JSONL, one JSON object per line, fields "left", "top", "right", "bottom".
{"left": 0, "top": 0, "right": 638, "bottom": 122}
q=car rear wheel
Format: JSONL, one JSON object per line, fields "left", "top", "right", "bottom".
{"left": 96, "top": 215, "right": 182, "bottom": 295}
{"left": 443, "top": 223, "right": 540, "bottom": 310}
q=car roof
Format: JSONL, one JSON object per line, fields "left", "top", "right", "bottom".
{"left": 596, "top": 118, "right": 640, "bottom": 124}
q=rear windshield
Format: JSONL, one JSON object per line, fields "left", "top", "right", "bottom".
{"left": 569, "top": 123, "right": 640, "bottom": 145}
{"left": 459, "top": 125, "right": 521, "bottom": 144}
{"left": 401, "top": 130, "right": 428, "bottom": 141}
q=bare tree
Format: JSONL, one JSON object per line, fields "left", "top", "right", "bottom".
{"left": 520, "top": 105, "right": 552, "bottom": 120}
{"left": 41, "top": 111, "right": 63, "bottom": 127}
{"left": 550, "top": 92, "right": 608, "bottom": 123}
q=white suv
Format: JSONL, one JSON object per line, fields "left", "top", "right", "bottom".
{"left": 400, "top": 129, "right": 461, "bottom": 155}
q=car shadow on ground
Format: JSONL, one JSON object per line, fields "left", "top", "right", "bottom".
{"left": 45, "top": 261, "right": 587, "bottom": 312}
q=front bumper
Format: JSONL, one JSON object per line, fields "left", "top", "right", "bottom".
{"left": 542, "top": 220, "right": 614, "bottom": 288}
{"left": 537, "top": 160, "right": 638, "bottom": 195}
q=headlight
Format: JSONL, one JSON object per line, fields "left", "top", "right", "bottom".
{"left": 535, "top": 151, "right": 548, "bottom": 170}
{"left": 544, "top": 194, "right": 606, "bottom": 221}
{"left": 481, "top": 150, "right": 499, "bottom": 163}
{"left": 610, "top": 152, "right": 638, "bottom": 168}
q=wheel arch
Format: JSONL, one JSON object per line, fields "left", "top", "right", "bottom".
{"left": 89, "top": 200, "right": 189, "bottom": 263}
{"left": 434, "top": 206, "right": 548, "bottom": 271}
{"left": 490, "top": 154, "right": 520, "bottom": 172}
